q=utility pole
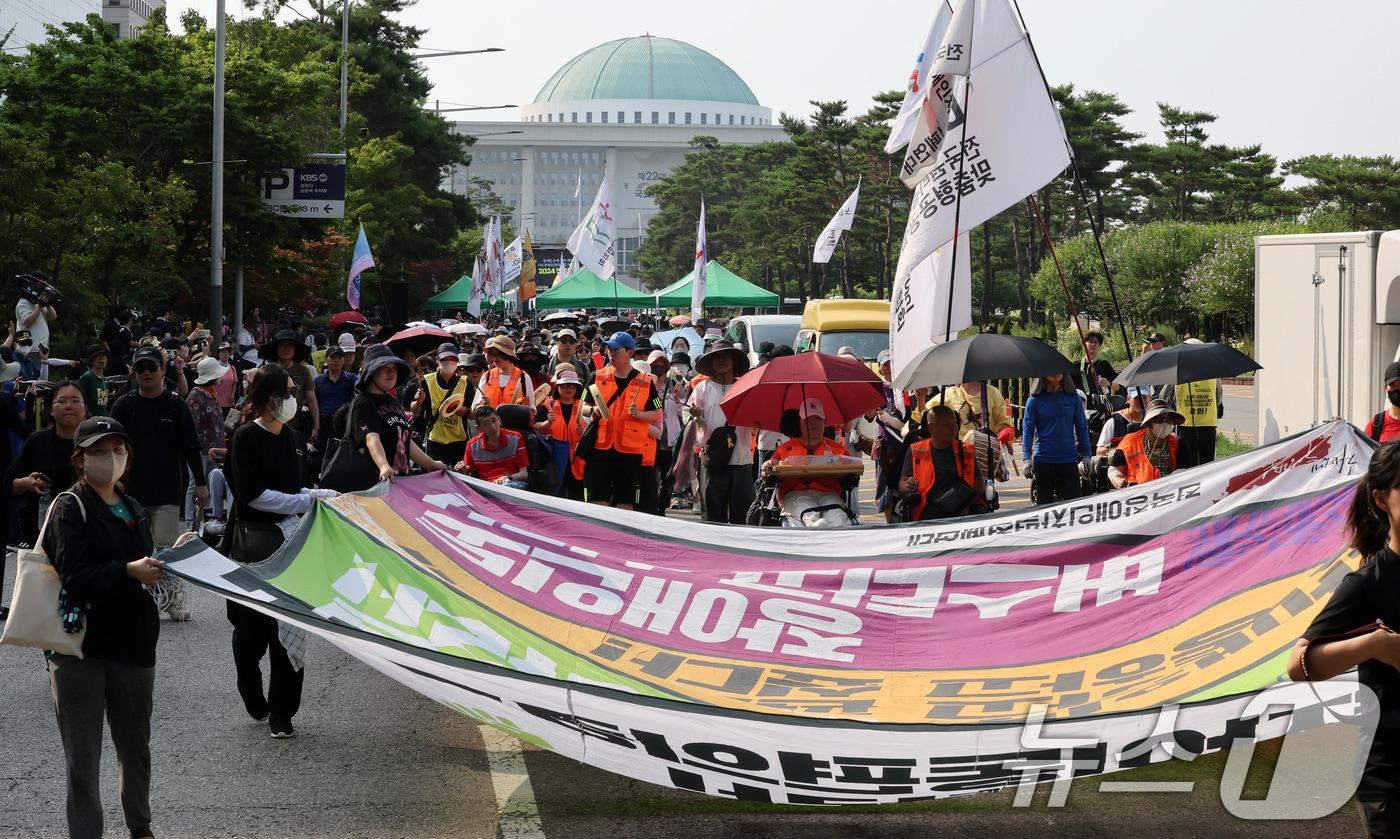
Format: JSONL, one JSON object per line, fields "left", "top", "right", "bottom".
{"left": 209, "top": 0, "right": 226, "bottom": 338}
{"left": 339, "top": 0, "right": 350, "bottom": 147}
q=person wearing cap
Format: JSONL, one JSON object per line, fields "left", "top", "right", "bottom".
{"left": 261, "top": 329, "right": 320, "bottom": 446}
{"left": 158, "top": 335, "right": 192, "bottom": 398}
{"left": 1021, "top": 371, "right": 1093, "bottom": 505}
{"left": 314, "top": 342, "right": 358, "bottom": 445}
{"left": 349, "top": 344, "right": 450, "bottom": 482}
{"left": 223, "top": 364, "right": 337, "bottom": 738}
{"left": 186, "top": 356, "right": 231, "bottom": 514}
{"left": 898, "top": 404, "right": 987, "bottom": 521}
{"left": 762, "top": 398, "right": 852, "bottom": 527}
{"left": 213, "top": 341, "right": 242, "bottom": 408}
{"left": 109, "top": 345, "right": 206, "bottom": 621}
{"left": 416, "top": 342, "right": 474, "bottom": 468}
{"left": 1159, "top": 338, "right": 1225, "bottom": 468}
{"left": 1108, "top": 399, "right": 1184, "bottom": 488}
{"left": 1141, "top": 331, "right": 1167, "bottom": 355}
{"left": 687, "top": 340, "right": 755, "bottom": 524}
{"left": 477, "top": 335, "right": 535, "bottom": 409}
{"left": 515, "top": 340, "right": 548, "bottom": 384}
{"left": 43, "top": 416, "right": 166, "bottom": 839}
{"left": 78, "top": 344, "right": 110, "bottom": 417}
{"left": 546, "top": 327, "right": 591, "bottom": 382}
{"left": 582, "top": 331, "right": 662, "bottom": 510}
{"left": 534, "top": 366, "right": 587, "bottom": 499}
{"left": 1364, "top": 362, "right": 1400, "bottom": 444}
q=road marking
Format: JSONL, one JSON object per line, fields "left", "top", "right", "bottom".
{"left": 481, "top": 725, "right": 546, "bottom": 839}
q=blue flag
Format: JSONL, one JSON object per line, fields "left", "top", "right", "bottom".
{"left": 347, "top": 224, "right": 375, "bottom": 310}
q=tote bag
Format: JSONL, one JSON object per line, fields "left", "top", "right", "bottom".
{"left": 1, "top": 491, "right": 86, "bottom": 657}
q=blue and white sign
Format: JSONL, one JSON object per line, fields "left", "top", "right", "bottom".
{"left": 259, "top": 164, "right": 346, "bottom": 218}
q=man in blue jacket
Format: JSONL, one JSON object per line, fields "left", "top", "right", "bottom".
{"left": 1021, "top": 372, "right": 1093, "bottom": 505}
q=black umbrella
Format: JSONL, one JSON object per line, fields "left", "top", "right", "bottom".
{"left": 1112, "top": 342, "right": 1261, "bottom": 387}
{"left": 892, "top": 333, "right": 1077, "bottom": 391}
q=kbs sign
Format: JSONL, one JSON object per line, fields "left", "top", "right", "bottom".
{"left": 259, "top": 164, "right": 346, "bottom": 218}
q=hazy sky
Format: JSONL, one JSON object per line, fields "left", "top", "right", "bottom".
{"left": 164, "top": 0, "right": 1397, "bottom": 165}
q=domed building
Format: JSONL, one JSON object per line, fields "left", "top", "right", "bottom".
{"left": 449, "top": 35, "right": 785, "bottom": 288}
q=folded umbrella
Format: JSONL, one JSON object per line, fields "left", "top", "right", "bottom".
{"left": 446, "top": 322, "right": 488, "bottom": 337}
{"left": 720, "top": 352, "right": 885, "bottom": 431}
{"left": 893, "top": 333, "right": 1077, "bottom": 391}
{"left": 1112, "top": 341, "right": 1261, "bottom": 387}
{"left": 328, "top": 310, "right": 368, "bottom": 331}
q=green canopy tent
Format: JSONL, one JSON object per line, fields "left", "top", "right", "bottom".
{"left": 423, "top": 276, "right": 503, "bottom": 311}
{"left": 652, "top": 260, "right": 779, "bottom": 309}
{"left": 534, "top": 268, "right": 653, "bottom": 310}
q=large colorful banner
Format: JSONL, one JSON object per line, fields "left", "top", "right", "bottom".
{"left": 165, "top": 422, "right": 1372, "bottom": 804}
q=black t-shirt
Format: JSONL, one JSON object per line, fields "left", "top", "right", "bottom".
{"left": 1071, "top": 358, "right": 1118, "bottom": 395}
{"left": 5, "top": 427, "right": 76, "bottom": 544}
{"left": 351, "top": 392, "right": 413, "bottom": 475}
{"left": 901, "top": 442, "right": 967, "bottom": 521}
{"left": 228, "top": 420, "right": 306, "bottom": 524}
{"left": 1303, "top": 547, "right": 1400, "bottom": 800}
{"left": 108, "top": 389, "right": 204, "bottom": 506}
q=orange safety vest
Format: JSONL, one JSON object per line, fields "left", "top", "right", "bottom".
{"left": 545, "top": 397, "right": 586, "bottom": 480}
{"left": 482, "top": 367, "right": 526, "bottom": 408}
{"left": 772, "top": 437, "right": 848, "bottom": 500}
{"left": 593, "top": 367, "right": 657, "bottom": 460}
{"left": 910, "top": 439, "right": 978, "bottom": 521}
{"left": 1116, "top": 427, "right": 1177, "bottom": 486}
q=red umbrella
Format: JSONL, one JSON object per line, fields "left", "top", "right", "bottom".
{"left": 668, "top": 314, "right": 692, "bottom": 327}
{"left": 328, "top": 310, "right": 368, "bottom": 331}
{"left": 720, "top": 352, "right": 885, "bottom": 431}
{"left": 385, "top": 325, "right": 453, "bottom": 358}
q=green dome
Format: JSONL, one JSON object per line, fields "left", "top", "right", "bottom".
{"left": 533, "top": 36, "right": 759, "bottom": 106}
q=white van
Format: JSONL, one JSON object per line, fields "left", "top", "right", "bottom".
{"left": 725, "top": 315, "right": 802, "bottom": 368}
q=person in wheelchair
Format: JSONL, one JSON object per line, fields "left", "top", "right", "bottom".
{"left": 898, "top": 405, "right": 987, "bottom": 522}
{"left": 1084, "top": 386, "right": 1148, "bottom": 493}
{"left": 759, "top": 398, "right": 855, "bottom": 528}
{"left": 1107, "top": 399, "right": 1183, "bottom": 489}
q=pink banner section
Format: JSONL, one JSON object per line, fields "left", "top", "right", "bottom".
{"left": 379, "top": 470, "right": 1350, "bottom": 671}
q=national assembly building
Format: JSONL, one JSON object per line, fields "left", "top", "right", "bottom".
{"left": 448, "top": 35, "right": 787, "bottom": 289}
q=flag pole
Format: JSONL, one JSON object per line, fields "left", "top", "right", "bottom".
{"left": 942, "top": 0, "right": 976, "bottom": 345}
{"left": 1009, "top": 0, "right": 1133, "bottom": 363}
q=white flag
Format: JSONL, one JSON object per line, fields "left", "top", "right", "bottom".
{"left": 813, "top": 179, "right": 861, "bottom": 264}
{"left": 900, "top": 0, "right": 974, "bottom": 188}
{"left": 691, "top": 200, "right": 707, "bottom": 321}
{"left": 567, "top": 178, "right": 617, "bottom": 279}
{"left": 502, "top": 236, "right": 523, "bottom": 283}
{"left": 489, "top": 216, "right": 506, "bottom": 302}
{"left": 893, "top": 0, "right": 1070, "bottom": 294}
{"left": 467, "top": 255, "right": 483, "bottom": 318}
{"left": 885, "top": 1, "right": 955, "bottom": 154}
{"left": 889, "top": 234, "right": 972, "bottom": 391}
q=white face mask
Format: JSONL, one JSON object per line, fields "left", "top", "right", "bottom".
{"left": 673, "top": 364, "right": 690, "bottom": 377}
{"left": 1150, "top": 422, "right": 1174, "bottom": 439}
{"left": 84, "top": 449, "right": 127, "bottom": 486}
{"left": 274, "top": 395, "right": 298, "bottom": 424}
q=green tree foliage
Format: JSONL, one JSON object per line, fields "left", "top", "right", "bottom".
{"left": 1284, "top": 155, "right": 1400, "bottom": 229}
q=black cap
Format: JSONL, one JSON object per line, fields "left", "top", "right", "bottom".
{"left": 159, "top": 336, "right": 186, "bottom": 350}
{"left": 1146, "top": 332, "right": 1167, "bottom": 344}
{"left": 462, "top": 352, "right": 487, "bottom": 371}
{"left": 1386, "top": 362, "right": 1400, "bottom": 386}
{"left": 132, "top": 346, "right": 164, "bottom": 367}
{"left": 75, "top": 417, "right": 129, "bottom": 448}
{"left": 326, "top": 344, "right": 345, "bottom": 357}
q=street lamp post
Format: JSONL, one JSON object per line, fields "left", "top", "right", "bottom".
{"left": 210, "top": 0, "right": 226, "bottom": 338}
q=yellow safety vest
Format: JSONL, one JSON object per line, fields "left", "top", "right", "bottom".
{"left": 1179, "top": 379, "right": 1218, "bottom": 427}
{"left": 425, "top": 373, "right": 470, "bottom": 444}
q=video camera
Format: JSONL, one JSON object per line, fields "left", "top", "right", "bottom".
{"left": 15, "top": 273, "right": 61, "bottom": 307}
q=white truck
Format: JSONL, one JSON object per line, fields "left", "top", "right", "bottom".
{"left": 1254, "top": 230, "right": 1400, "bottom": 443}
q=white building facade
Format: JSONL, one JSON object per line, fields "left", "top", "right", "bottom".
{"left": 449, "top": 35, "right": 786, "bottom": 288}
{"left": 101, "top": 0, "right": 163, "bottom": 39}
{"left": 0, "top": 0, "right": 97, "bottom": 51}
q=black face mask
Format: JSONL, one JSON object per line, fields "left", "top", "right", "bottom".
{"left": 1388, "top": 390, "right": 1400, "bottom": 408}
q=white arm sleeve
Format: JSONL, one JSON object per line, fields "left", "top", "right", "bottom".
{"left": 248, "top": 488, "right": 311, "bottom": 516}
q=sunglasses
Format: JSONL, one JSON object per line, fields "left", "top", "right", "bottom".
{"left": 134, "top": 362, "right": 161, "bottom": 374}
{"left": 557, "top": 337, "right": 576, "bottom": 344}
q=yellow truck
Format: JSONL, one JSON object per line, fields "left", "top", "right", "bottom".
{"left": 793, "top": 299, "right": 890, "bottom": 362}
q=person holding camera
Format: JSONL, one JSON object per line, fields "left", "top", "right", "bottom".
{"left": 15, "top": 281, "right": 56, "bottom": 351}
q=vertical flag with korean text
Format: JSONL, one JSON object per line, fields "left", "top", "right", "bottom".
{"left": 900, "top": 0, "right": 975, "bottom": 188}
{"left": 813, "top": 178, "right": 861, "bottom": 264}
{"left": 347, "top": 223, "right": 374, "bottom": 310}
{"left": 691, "top": 201, "right": 707, "bottom": 321}
{"left": 503, "top": 236, "right": 523, "bottom": 284}
{"left": 567, "top": 178, "right": 617, "bottom": 279}
{"left": 885, "top": 1, "right": 955, "bottom": 153}
{"left": 489, "top": 216, "right": 506, "bottom": 303}
{"left": 518, "top": 230, "right": 537, "bottom": 303}
{"left": 892, "top": 0, "right": 1070, "bottom": 296}
{"left": 889, "top": 235, "right": 972, "bottom": 390}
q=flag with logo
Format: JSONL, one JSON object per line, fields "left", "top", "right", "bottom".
{"left": 503, "top": 236, "right": 523, "bottom": 284}
{"left": 813, "top": 179, "right": 860, "bottom": 264}
{"left": 885, "top": 1, "right": 956, "bottom": 153}
{"left": 892, "top": 0, "right": 1071, "bottom": 295}
{"left": 691, "top": 200, "right": 707, "bottom": 321}
{"left": 567, "top": 178, "right": 617, "bottom": 279}
{"left": 347, "top": 223, "right": 374, "bottom": 310}
{"left": 899, "top": 0, "right": 975, "bottom": 188}
{"left": 518, "top": 230, "right": 537, "bottom": 303}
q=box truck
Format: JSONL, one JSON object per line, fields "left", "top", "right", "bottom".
{"left": 1254, "top": 230, "right": 1400, "bottom": 443}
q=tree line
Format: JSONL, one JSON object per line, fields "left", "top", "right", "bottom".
{"left": 637, "top": 88, "right": 1400, "bottom": 344}
{"left": 0, "top": 0, "right": 478, "bottom": 352}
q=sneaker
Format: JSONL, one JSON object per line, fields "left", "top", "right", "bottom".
{"left": 270, "top": 716, "right": 296, "bottom": 739}
{"left": 0, "top": 605, "right": 9, "bottom": 622}
{"left": 165, "top": 607, "right": 192, "bottom": 622}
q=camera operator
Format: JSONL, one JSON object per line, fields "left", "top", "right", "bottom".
{"left": 15, "top": 274, "right": 57, "bottom": 350}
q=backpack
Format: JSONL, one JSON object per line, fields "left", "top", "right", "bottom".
{"left": 1372, "top": 411, "right": 1386, "bottom": 443}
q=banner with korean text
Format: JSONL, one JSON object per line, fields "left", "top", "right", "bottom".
{"left": 165, "top": 421, "right": 1370, "bottom": 804}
